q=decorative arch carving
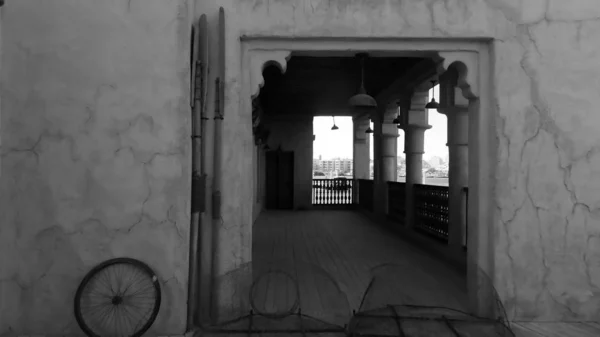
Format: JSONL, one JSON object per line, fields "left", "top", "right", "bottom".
{"left": 249, "top": 50, "right": 292, "bottom": 99}
{"left": 435, "top": 51, "right": 479, "bottom": 99}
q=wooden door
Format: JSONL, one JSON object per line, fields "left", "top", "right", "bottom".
{"left": 265, "top": 151, "right": 279, "bottom": 209}
{"left": 265, "top": 151, "right": 294, "bottom": 210}
{"left": 277, "top": 151, "right": 294, "bottom": 209}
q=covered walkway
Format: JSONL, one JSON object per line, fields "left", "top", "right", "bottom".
{"left": 253, "top": 210, "right": 467, "bottom": 313}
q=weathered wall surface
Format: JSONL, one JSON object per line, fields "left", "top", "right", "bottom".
{"left": 197, "top": 0, "right": 600, "bottom": 322}
{"left": 264, "top": 117, "right": 313, "bottom": 210}
{"left": 0, "top": 0, "right": 193, "bottom": 335}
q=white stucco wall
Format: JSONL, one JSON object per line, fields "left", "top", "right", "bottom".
{"left": 0, "top": 0, "right": 193, "bottom": 335}
{"left": 198, "top": 0, "right": 600, "bottom": 322}
{"left": 1, "top": 0, "right": 599, "bottom": 333}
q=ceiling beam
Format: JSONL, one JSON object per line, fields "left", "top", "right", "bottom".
{"left": 375, "top": 58, "right": 440, "bottom": 104}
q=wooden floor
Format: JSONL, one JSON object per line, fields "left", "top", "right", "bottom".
{"left": 510, "top": 322, "right": 600, "bottom": 337}
{"left": 253, "top": 210, "right": 467, "bottom": 321}
{"left": 201, "top": 210, "right": 600, "bottom": 336}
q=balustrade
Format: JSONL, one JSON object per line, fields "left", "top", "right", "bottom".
{"left": 413, "top": 184, "right": 449, "bottom": 241}
{"left": 312, "top": 179, "right": 353, "bottom": 206}
{"left": 312, "top": 176, "right": 467, "bottom": 248}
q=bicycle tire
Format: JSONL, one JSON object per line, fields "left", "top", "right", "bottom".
{"left": 249, "top": 269, "right": 300, "bottom": 318}
{"left": 74, "top": 257, "right": 162, "bottom": 337}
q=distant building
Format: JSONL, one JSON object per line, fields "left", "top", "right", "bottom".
{"left": 429, "top": 156, "right": 445, "bottom": 168}
{"left": 312, "top": 158, "right": 321, "bottom": 171}
{"left": 318, "top": 158, "right": 353, "bottom": 173}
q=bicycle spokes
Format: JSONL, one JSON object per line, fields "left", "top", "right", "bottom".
{"left": 75, "top": 258, "right": 161, "bottom": 337}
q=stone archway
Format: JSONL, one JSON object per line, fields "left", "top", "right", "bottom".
{"left": 237, "top": 37, "right": 494, "bottom": 317}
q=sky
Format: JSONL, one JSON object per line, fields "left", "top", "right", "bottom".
{"left": 313, "top": 86, "right": 448, "bottom": 161}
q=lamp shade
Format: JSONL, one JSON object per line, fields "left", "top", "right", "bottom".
{"left": 425, "top": 80, "right": 440, "bottom": 109}
{"left": 425, "top": 99, "right": 440, "bottom": 109}
{"left": 330, "top": 116, "right": 339, "bottom": 130}
{"left": 348, "top": 92, "right": 377, "bottom": 108}
{"left": 348, "top": 53, "right": 377, "bottom": 109}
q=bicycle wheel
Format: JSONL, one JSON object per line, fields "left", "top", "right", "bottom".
{"left": 74, "top": 257, "right": 161, "bottom": 337}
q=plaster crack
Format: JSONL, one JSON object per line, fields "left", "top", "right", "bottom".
{"left": 4, "top": 129, "right": 80, "bottom": 163}
{"left": 524, "top": 157, "right": 553, "bottom": 314}
{"left": 162, "top": 205, "right": 183, "bottom": 240}
{"left": 128, "top": 163, "right": 152, "bottom": 233}
{"left": 424, "top": 0, "right": 446, "bottom": 37}
{"left": 5, "top": 132, "right": 44, "bottom": 162}
{"left": 583, "top": 232, "right": 600, "bottom": 290}
{"left": 497, "top": 203, "right": 520, "bottom": 318}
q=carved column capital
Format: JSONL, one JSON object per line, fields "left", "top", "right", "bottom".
{"left": 434, "top": 51, "right": 479, "bottom": 99}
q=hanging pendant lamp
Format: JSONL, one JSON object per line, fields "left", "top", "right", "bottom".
{"left": 425, "top": 80, "right": 440, "bottom": 109}
{"left": 331, "top": 116, "right": 339, "bottom": 130}
{"left": 348, "top": 53, "right": 377, "bottom": 109}
{"left": 365, "top": 125, "right": 374, "bottom": 134}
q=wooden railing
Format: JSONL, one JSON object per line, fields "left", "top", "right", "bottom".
{"left": 387, "top": 182, "right": 406, "bottom": 225}
{"left": 413, "top": 184, "right": 449, "bottom": 241}
{"left": 357, "top": 179, "right": 374, "bottom": 212}
{"left": 312, "top": 179, "right": 353, "bottom": 205}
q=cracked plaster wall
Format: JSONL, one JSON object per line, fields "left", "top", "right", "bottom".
{"left": 0, "top": 0, "right": 193, "bottom": 335}
{"left": 198, "top": 0, "right": 600, "bottom": 322}
{"left": 0, "top": 0, "right": 597, "bottom": 333}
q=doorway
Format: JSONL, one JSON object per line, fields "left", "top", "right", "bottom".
{"left": 265, "top": 150, "right": 294, "bottom": 209}
{"left": 241, "top": 39, "right": 493, "bottom": 317}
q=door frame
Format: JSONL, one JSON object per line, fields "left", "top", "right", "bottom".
{"left": 240, "top": 37, "right": 495, "bottom": 317}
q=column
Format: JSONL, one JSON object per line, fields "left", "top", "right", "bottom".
{"left": 401, "top": 91, "right": 431, "bottom": 228}
{"left": 371, "top": 107, "right": 384, "bottom": 216}
{"left": 380, "top": 104, "right": 399, "bottom": 183}
{"left": 439, "top": 106, "right": 469, "bottom": 249}
{"left": 438, "top": 66, "right": 469, "bottom": 250}
{"left": 373, "top": 103, "right": 399, "bottom": 216}
{"left": 352, "top": 115, "right": 370, "bottom": 180}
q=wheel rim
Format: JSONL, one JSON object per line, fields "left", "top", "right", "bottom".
{"left": 77, "top": 261, "right": 159, "bottom": 336}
